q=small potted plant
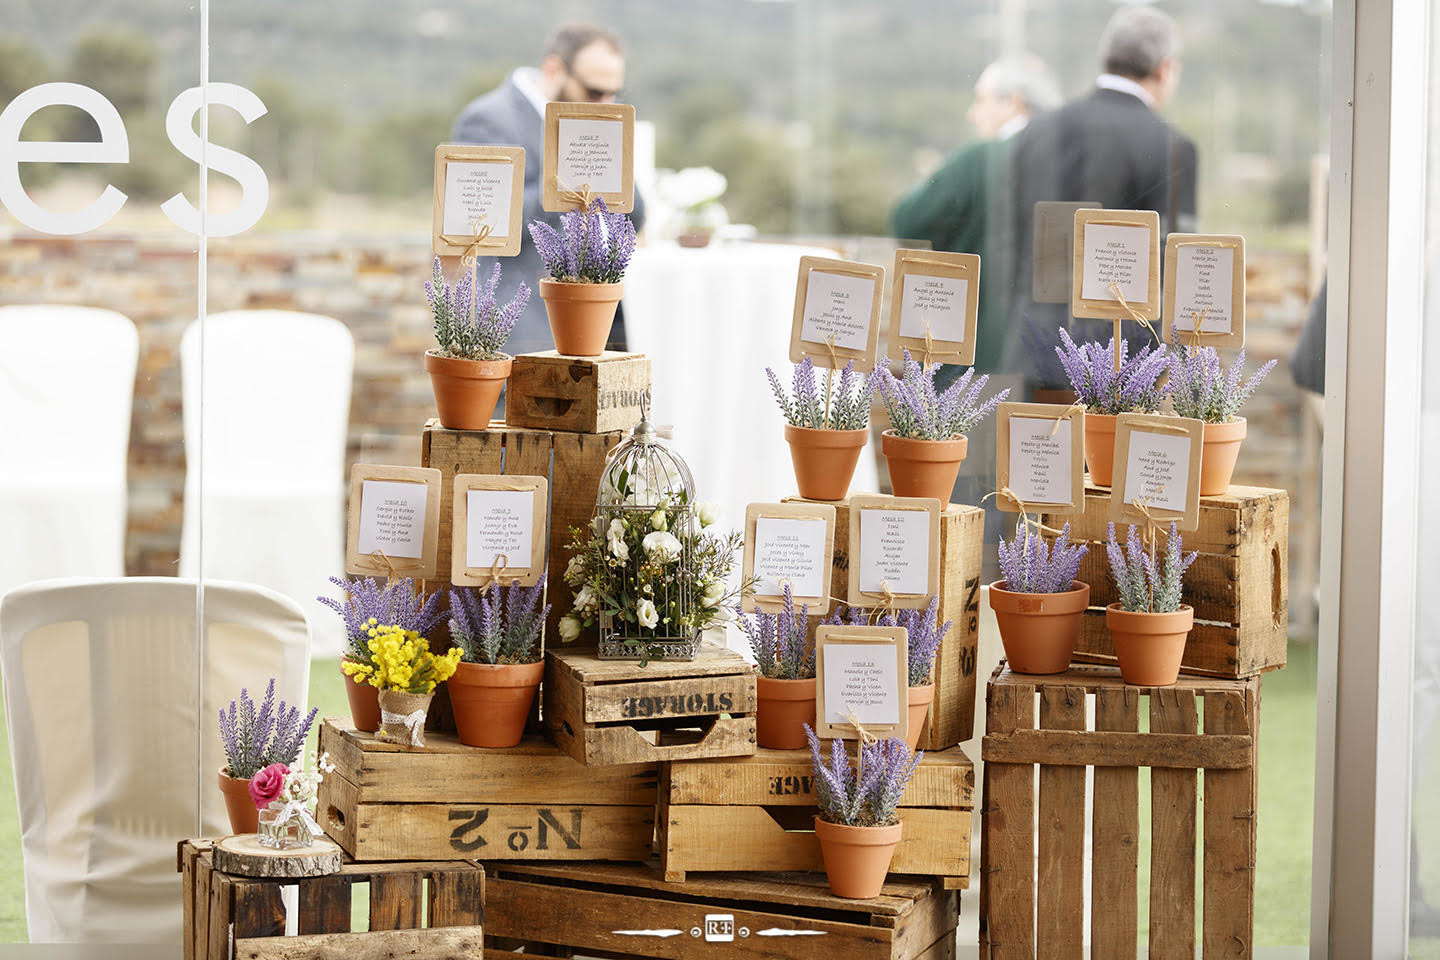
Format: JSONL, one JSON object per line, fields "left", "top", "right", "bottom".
{"left": 341, "top": 623, "right": 463, "bottom": 747}
{"left": 766, "top": 357, "right": 876, "bottom": 501}
{"left": 249, "top": 753, "right": 334, "bottom": 850}
{"left": 1054, "top": 328, "right": 1169, "bottom": 487}
{"left": 217, "top": 679, "right": 318, "bottom": 834}
{"left": 528, "top": 197, "right": 636, "bottom": 356}
{"left": 737, "top": 582, "right": 816, "bottom": 749}
{"left": 319, "top": 576, "right": 445, "bottom": 732}
{"left": 446, "top": 578, "right": 552, "bottom": 748}
{"left": 424, "top": 258, "right": 530, "bottom": 430}
{"left": 805, "top": 723, "right": 922, "bottom": 899}
{"left": 870, "top": 349, "right": 1009, "bottom": 503}
{"left": 1104, "top": 521, "right": 1198, "bottom": 686}
{"left": 1166, "top": 336, "right": 1277, "bottom": 495}
{"left": 989, "top": 522, "right": 1091, "bottom": 675}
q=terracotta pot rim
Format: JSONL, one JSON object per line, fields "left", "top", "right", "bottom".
{"left": 1203, "top": 416, "right": 1248, "bottom": 438}
{"left": 424, "top": 350, "right": 513, "bottom": 377}
{"left": 784, "top": 423, "right": 869, "bottom": 447}
{"left": 881, "top": 430, "right": 968, "bottom": 458}
{"left": 1083, "top": 411, "right": 1118, "bottom": 424}
{"left": 907, "top": 683, "right": 935, "bottom": 703}
{"left": 756, "top": 675, "right": 818, "bottom": 699}
{"left": 988, "top": 580, "right": 1092, "bottom": 612}
{"left": 217, "top": 766, "right": 250, "bottom": 784}
{"left": 538, "top": 278, "right": 625, "bottom": 301}
{"left": 1105, "top": 602, "right": 1194, "bottom": 634}
{"left": 813, "top": 816, "right": 905, "bottom": 844}
{"left": 452, "top": 659, "right": 544, "bottom": 685}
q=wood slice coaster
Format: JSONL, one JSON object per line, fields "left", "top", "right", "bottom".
{"left": 212, "top": 834, "right": 343, "bottom": 878}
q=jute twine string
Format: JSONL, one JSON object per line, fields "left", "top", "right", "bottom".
{"left": 556, "top": 181, "right": 597, "bottom": 212}
{"left": 843, "top": 709, "right": 880, "bottom": 782}
{"left": 485, "top": 553, "right": 513, "bottom": 592}
{"left": 1128, "top": 492, "right": 1168, "bottom": 611}
{"left": 983, "top": 488, "right": 1068, "bottom": 537}
{"left": 368, "top": 550, "right": 423, "bottom": 584}
{"left": 1048, "top": 401, "right": 1085, "bottom": 436}
{"left": 1106, "top": 281, "right": 1163, "bottom": 371}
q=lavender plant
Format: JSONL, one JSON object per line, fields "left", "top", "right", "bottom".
{"left": 870, "top": 349, "right": 1009, "bottom": 440}
{"left": 765, "top": 357, "right": 874, "bottom": 431}
{"left": 218, "top": 679, "right": 319, "bottom": 780}
{"left": 822, "top": 595, "right": 951, "bottom": 686}
{"left": 448, "top": 577, "right": 552, "bottom": 665}
{"left": 1054, "top": 328, "right": 1169, "bottom": 415}
{"left": 1166, "top": 335, "right": 1278, "bottom": 423}
{"left": 317, "top": 577, "right": 446, "bottom": 663}
{"left": 528, "top": 197, "right": 636, "bottom": 284}
{"left": 736, "top": 581, "right": 814, "bottom": 680}
{"left": 997, "top": 522, "right": 1089, "bottom": 594}
{"left": 805, "top": 723, "right": 923, "bottom": 827}
{"left": 426, "top": 258, "right": 530, "bottom": 360}
{"left": 1105, "top": 521, "right": 1199, "bottom": 613}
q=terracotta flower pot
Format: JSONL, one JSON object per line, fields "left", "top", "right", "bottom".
{"left": 1084, "top": 412, "right": 1118, "bottom": 487}
{"left": 1105, "top": 603, "right": 1194, "bottom": 686}
{"left": 217, "top": 768, "right": 258, "bottom": 834}
{"left": 904, "top": 684, "right": 935, "bottom": 751}
{"left": 1199, "top": 417, "right": 1247, "bottom": 496}
{"left": 814, "top": 816, "right": 904, "bottom": 899}
{"left": 881, "top": 431, "right": 967, "bottom": 504}
{"left": 377, "top": 689, "right": 435, "bottom": 747}
{"left": 989, "top": 580, "right": 1091, "bottom": 675}
{"left": 341, "top": 659, "right": 381, "bottom": 733}
{"left": 783, "top": 424, "right": 868, "bottom": 501}
{"left": 539, "top": 279, "right": 623, "bottom": 356}
{"left": 448, "top": 660, "right": 544, "bottom": 748}
{"left": 424, "top": 351, "right": 511, "bottom": 431}
{"left": 755, "top": 676, "right": 817, "bottom": 749}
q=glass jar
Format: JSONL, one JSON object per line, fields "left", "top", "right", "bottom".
{"left": 257, "top": 803, "right": 313, "bottom": 850}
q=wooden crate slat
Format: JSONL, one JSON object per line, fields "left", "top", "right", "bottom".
{"left": 1203, "top": 690, "right": 1257, "bottom": 958}
{"left": 667, "top": 746, "right": 974, "bottom": 808}
{"left": 581, "top": 674, "right": 759, "bottom": 722}
{"left": 192, "top": 856, "right": 214, "bottom": 960}
{"left": 232, "top": 881, "right": 287, "bottom": 940}
{"left": 1036, "top": 686, "right": 1085, "bottom": 960}
{"left": 421, "top": 423, "right": 506, "bottom": 572}
{"left": 297, "top": 875, "right": 352, "bottom": 935}
{"left": 1052, "top": 483, "right": 1286, "bottom": 555}
{"left": 369, "top": 874, "right": 423, "bottom": 931}
{"left": 429, "top": 866, "right": 485, "bottom": 927}
{"left": 1148, "top": 689, "right": 1199, "bottom": 960}
{"left": 980, "top": 728, "right": 1252, "bottom": 769}
{"left": 984, "top": 679, "right": 1035, "bottom": 959}
{"left": 232, "top": 926, "right": 485, "bottom": 960}
{"left": 1090, "top": 687, "right": 1140, "bottom": 960}
{"left": 207, "top": 862, "right": 231, "bottom": 960}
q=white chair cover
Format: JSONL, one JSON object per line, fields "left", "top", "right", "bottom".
{"left": 0, "top": 577, "right": 311, "bottom": 943}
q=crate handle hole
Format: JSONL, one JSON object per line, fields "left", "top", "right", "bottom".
{"left": 327, "top": 805, "right": 346, "bottom": 830}
{"left": 534, "top": 397, "right": 576, "bottom": 417}
{"left": 1270, "top": 544, "right": 1284, "bottom": 627}
{"left": 561, "top": 720, "right": 574, "bottom": 737}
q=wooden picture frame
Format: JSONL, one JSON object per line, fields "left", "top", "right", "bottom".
{"left": 789, "top": 256, "right": 887, "bottom": 373}
{"left": 542, "top": 101, "right": 636, "bottom": 213}
{"left": 995, "top": 402, "right": 1086, "bottom": 517}
{"left": 432, "top": 144, "right": 527, "bottom": 258}
{"left": 814, "top": 624, "right": 910, "bottom": 741}
{"left": 846, "top": 494, "right": 942, "bottom": 609}
{"left": 346, "top": 464, "right": 442, "bottom": 579}
{"left": 1109, "top": 414, "right": 1205, "bottom": 532}
{"left": 741, "top": 502, "right": 837, "bottom": 614}
{"left": 1071, "top": 208, "right": 1162, "bottom": 323}
{"left": 886, "top": 249, "right": 980, "bottom": 366}
{"left": 1162, "top": 233, "right": 1247, "bottom": 349}
{"left": 1033, "top": 200, "right": 1100, "bottom": 303}
{"left": 451, "top": 474, "right": 549, "bottom": 587}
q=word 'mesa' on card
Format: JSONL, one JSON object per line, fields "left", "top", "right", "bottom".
{"left": 452, "top": 475, "right": 549, "bottom": 587}
{"left": 741, "top": 502, "right": 837, "bottom": 614}
{"left": 995, "top": 402, "right": 1086, "bottom": 516}
{"left": 347, "top": 465, "right": 443, "bottom": 579}
{"left": 432, "top": 144, "right": 527, "bottom": 258}
{"left": 789, "top": 256, "right": 886, "bottom": 373}
{"left": 1033, "top": 200, "right": 1100, "bottom": 303}
{"left": 887, "top": 249, "right": 980, "bottom": 366}
{"left": 1162, "top": 233, "right": 1247, "bottom": 348}
{"left": 1072, "top": 208, "right": 1161, "bottom": 323}
{"left": 542, "top": 101, "right": 636, "bottom": 213}
{"left": 1109, "top": 414, "right": 1205, "bottom": 532}
{"left": 847, "top": 494, "right": 941, "bottom": 609}
{"left": 815, "top": 625, "right": 910, "bottom": 741}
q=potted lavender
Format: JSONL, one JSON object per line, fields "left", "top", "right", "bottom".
{"left": 805, "top": 723, "right": 922, "bottom": 899}
{"left": 989, "top": 522, "right": 1090, "bottom": 675}
{"left": 870, "top": 349, "right": 1009, "bottom": 504}
{"left": 1054, "top": 328, "right": 1169, "bottom": 487}
{"left": 217, "top": 679, "right": 318, "bottom": 834}
{"left": 445, "top": 578, "right": 551, "bottom": 748}
{"left": 1105, "top": 521, "right": 1198, "bottom": 685}
{"left": 1166, "top": 336, "right": 1277, "bottom": 495}
{"left": 424, "top": 258, "right": 530, "bottom": 430}
{"left": 766, "top": 357, "right": 876, "bottom": 501}
{"left": 528, "top": 197, "right": 636, "bottom": 356}
{"left": 737, "top": 583, "right": 816, "bottom": 749}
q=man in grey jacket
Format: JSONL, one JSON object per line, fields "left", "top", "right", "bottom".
{"left": 451, "top": 24, "right": 646, "bottom": 356}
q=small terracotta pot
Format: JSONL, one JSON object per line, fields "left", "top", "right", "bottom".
{"left": 539, "top": 279, "right": 623, "bottom": 356}
{"left": 783, "top": 424, "right": 868, "bottom": 501}
{"left": 755, "top": 676, "right": 817, "bottom": 749}
{"left": 377, "top": 689, "right": 435, "bottom": 747}
{"left": 1105, "top": 603, "right": 1194, "bottom": 686}
{"left": 424, "top": 351, "right": 511, "bottom": 431}
{"left": 217, "top": 768, "right": 258, "bottom": 834}
{"left": 881, "top": 431, "right": 966, "bottom": 504}
{"left": 1199, "top": 417, "right": 1247, "bottom": 496}
{"left": 1084, "top": 412, "right": 1118, "bottom": 487}
{"left": 904, "top": 684, "right": 935, "bottom": 751}
{"left": 814, "top": 816, "right": 903, "bottom": 899}
{"left": 341, "top": 660, "right": 381, "bottom": 732}
{"left": 989, "top": 581, "right": 1091, "bottom": 675}
{"left": 448, "top": 660, "right": 544, "bottom": 748}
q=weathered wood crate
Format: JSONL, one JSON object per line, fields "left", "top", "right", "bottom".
{"left": 544, "top": 642, "right": 758, "bottom": 766}
{"left": 178, "top": 839, "right": 484, "bottom": 960}
{"left": 486, "top": 861, "right": 960, "bottom": 960}
{"left": 505, "top": 350, "right": 651, "bottom": 433}
{"left": 1041, "top": 482, "right": 1288, "bottom": 678}
{"left": 784, "top": 495, "right": 985, "bottom": 748}
{"left": 316, "top": 719, "right": 656, "bottom": 862}
{"left": 979, "top": 663, "right": 1260, "bottom": 959}
{"left": 658, "top": 745, "right": 974, "bottom": 886}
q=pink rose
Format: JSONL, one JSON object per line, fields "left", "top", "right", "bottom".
{"left": 248, "top": 763, "right": 288, "bottom": 810}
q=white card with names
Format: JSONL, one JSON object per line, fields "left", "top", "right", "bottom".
{"left": 823, "top": 643, "right": 902, "bottom": 726}
{"left": 442, "top": 161, "right": 514, "bottom": 238}
{"left": 898, "top": 273, "right": 968, "bottom": 342}
{"left": 858, "top": 509, "right": 930, "bottom": 595}
{"left": 1172, "top": 245, "right": 1234, "bottom": 333}
{"left": 753, "top": 516, "right": 828, "bottom": 598}
{"left": 801, "top": 271, "right": 877, "bottom": 351}
{"left": 1009, "top": 416, "right": 1073, "bottom": 505}
{"left": 1122, "top": 431, "right": 1192, "bottom": 513}
{"left": 465, "top": 489, "right": 535, "bottom": 569}
{"left": 556, "top": 118, "right": 623, "bottom": 194}
{"left": 1081, "top": 223, "right": 1151, "bottom": 303}
{"left": 357, "top": 480, "right": 428, "bottom": 559}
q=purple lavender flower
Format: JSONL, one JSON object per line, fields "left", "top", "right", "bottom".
{"left": 527, "top": 197, "right": 635, "bottom": 284}
{"left": 871, "top": 349, "right": 1009, "bottom": 440}
{"left": 1054, "top": 328, "right": 1168, "bottom": 415}
{"left": 765, "top": 356, "right": 873, "bottom": 430}
{"left": 427, "top": 257, "right": 529, "bottom": 360}
{"left": 1166, "top": 333, "right": 1278, "bottom": 423}
{"left": 317, "top": 576, "right": 445, "bottom": 662}
{"left": 736, "top": 582, "right": 814, "bottom": 679}
{"left": 449, "top": 577, "right": 551, "bottom": 664}
{"left": 218, "top": 678, "right": 318, "bottom": 779}
{"left": 1105, "top": 521, "right": 1198, "bottom": 612}
{"left": 805, "top": 723, "right": 921, "bottom": 826}
{"left": 997, "top": 522, "right": 1089, "bottom": 594}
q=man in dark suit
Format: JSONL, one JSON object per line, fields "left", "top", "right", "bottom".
{"left": 451, "top": 24, "right": 646, "bottom": 356}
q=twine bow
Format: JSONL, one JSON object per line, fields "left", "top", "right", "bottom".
{"left": 1049, "top": 400, "right": 1086, "bottom": 436}
{"left": 1106, "top": 280, "right": 1162, "bottom": 371}
{"left": 486, "top": 553, "right": 513, "bottom": 591}
{"left": 367, "top": 550, "right": 423, "bottom": 583}
{"left": 921, "top": 319, "right": 937, "bottom": 372}
{"left": 268, "top": 799, "right": 324, "bottom": 839}
{"left": 1182, "top": 309, "right": 1208, "bottom": 353}
{"left": 843, "top": 709, "right": 880, "bottom": 779}
{"left": 557, "top": 180, "right": 597, "bottom": 211}
{"left": 866, "top": 580, "right": 899, "bottom": 626}
{"left": 983, "top": 487, "right": 1069, "bottom": 537}
{"left": 380, "top": 708, "right": 428, "bottom": 747}
{"left": 459, "top": 218, "right": 495, "bottom": 270}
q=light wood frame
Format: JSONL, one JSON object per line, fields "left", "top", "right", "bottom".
{"left": 451, "top": 474, "right": 549, "bottom": 587}
{"left": 741, "top": 502, "right": 837, "bottom": 614}
{"left": 846, "top": 494, "right": 942, "bottom": 608}
{"left": 995, "top": 402, "right": 1087, "bottom": 516}
{"left": 432, "top": 144, "right": 527, "bottom": 258}
{"left": 346, "top": 464, "right": 442, "bottom": 579}
{"left": 887, "top": 249, "right": 980, "bottom": 366}
{"left": 542, "top": 101, "right": 636, "bottom": 213}
{"left": 1108, "top": 414, "right": 1205, "bottom": 532}
{"left": 1071, "top": 208, "right": 1162, "bottom": 322}
{"left": 1161, "top": 233, "right": 1247, "bottom": 348}
{"left": 789, "top": 256, "right": 887, "bottom": 373}
{"left": 815, "top": 624, "right": 910, "bottom": 741}
{"left": 1032, "top": 200, "right": 1101, "bottom": 303}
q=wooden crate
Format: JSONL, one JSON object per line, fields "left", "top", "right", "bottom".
{"left": 784, "top": 496, "right": 985, "bottom": 748}
{"left": 544, "top": 641, "right": 758, "bottom": 765}
{"left": 316, "top": 719, "right": 656, "bottom": 862}
{"left": 505, "top": 350, "right": 651, "bottom": 433}
{"left": 1040, "top": 482, "right": 1289, "bottom": 678}
{"left": 485, "top": 861, "right": 960, "bottom": 960}
{"left": 178, "top": 839, "right": 484, "bottom": 960}
{"left": 979, "top": 663, "right": 1260, "bottom": 959}
{"left": 658, "top": 746, "right": 974, "bottom": 885}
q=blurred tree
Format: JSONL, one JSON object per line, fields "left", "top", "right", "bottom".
{"left": 346, "top": 106, "right": 452, "bottom": 197}
{"left": 0, "top": 36, "right": 51, "bottom": 106}
{"left": 65, "top": 28, "right": 157, "bottom": 139}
